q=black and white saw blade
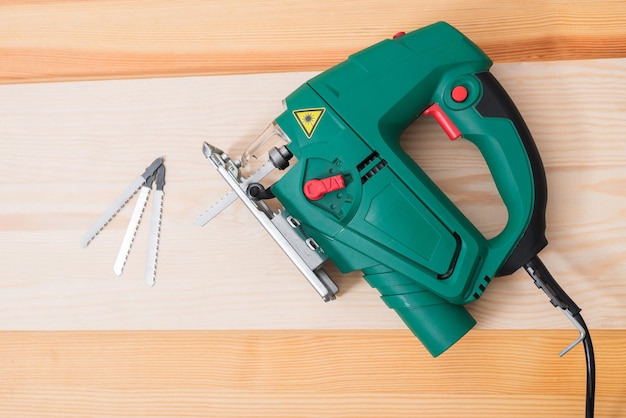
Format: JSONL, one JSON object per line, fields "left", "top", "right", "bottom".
{"left": 80, "top": 157, "right": 163, "bottom": 248}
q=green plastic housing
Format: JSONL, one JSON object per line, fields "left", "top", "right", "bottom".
{"left": 269, "top": 22, "right": 545, "bottom": 356}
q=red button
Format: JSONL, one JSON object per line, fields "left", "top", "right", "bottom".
{"left": 451, "top": 85, "right": 468, "bottom": 103}
{"left": 393, "top": 31, "right": 406, "bottom": 39}
{"left": 303, "top": 174, "right": 345, "bottom": 201}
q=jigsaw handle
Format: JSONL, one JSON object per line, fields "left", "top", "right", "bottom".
{"left": 438, "top": 71, "right": 548, "bottom": 275}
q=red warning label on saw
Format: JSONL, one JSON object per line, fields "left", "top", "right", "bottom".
{"left": 293, "top": 108, "right": 325, "bottom": 138}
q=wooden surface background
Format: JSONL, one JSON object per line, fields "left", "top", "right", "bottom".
{"left": 2, "top": 1, "right": 626, "bottom": 416}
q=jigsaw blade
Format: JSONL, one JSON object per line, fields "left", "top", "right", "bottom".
{"left": 145, "top": 165, "right": 165, "bottom": 286}
{"left": 80, "top": 157, "right": 163, "bottom": 248}
{"left": 145, "top": 189, "right": 163, "bottom": 286}
{"left": 194, "top": 190, "right": 237, "bottom": 227}
{"left": 194, "top": 161, "right": 276, "bottom": 226}
{"left": 113, "top": 185, "right": 151, "bottom": 276}
{"left": 80, "top": 175, "right": 144, "bottom": 248}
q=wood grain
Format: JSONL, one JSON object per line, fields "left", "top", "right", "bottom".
{"left": 1, "top": 59, "right": 625, "bottom": 331}
{"left": 1, "top": 0, "right": 626, "bottom": 84}
{"left": 0, "top": 330, "right": 624, "bottom": 417}
{"left": 2, "top": 2, "right": 625, "bottom": 416}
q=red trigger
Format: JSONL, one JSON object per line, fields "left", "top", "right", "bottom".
{"left": 423, "top": 103, "right": 462, "bottom": 141}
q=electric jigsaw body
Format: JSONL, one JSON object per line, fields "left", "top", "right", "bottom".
{"left": 198, "top": 22, "right": 594, "bottom": 416}
{"left": 269, "top": 23, "right": 549, "bottom": 357}
{"left": 201, "top": 22, "right": 547, "bottom": 356}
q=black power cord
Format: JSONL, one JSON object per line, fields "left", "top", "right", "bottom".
{"left": 574, "top": 313, "right": 595, "bottom": 417}
{"left": 523, "top": 256, "right": 595, "bottom": 418}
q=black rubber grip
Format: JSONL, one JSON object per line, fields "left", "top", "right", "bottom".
{"left": 475, "top": 72, "right": 548, "bottom": 276}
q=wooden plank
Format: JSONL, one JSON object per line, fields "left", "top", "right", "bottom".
{"left": 1, "top": 0, "right": 626, "bottom": 84}
{"left": 1, "top": 59, "right": 625, "bottom": 331}
{"left": 0, "top": 330, "right": 623, "bottom": 417}
{"left": 1, "top": 4, "right": 623, "bottom": 416}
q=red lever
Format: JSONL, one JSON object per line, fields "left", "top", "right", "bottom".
{"left": 423, "top": 103, "right": 462, "bottom": 140}
{"left": 303, "top": 174, "right": 345, "bottom": 200}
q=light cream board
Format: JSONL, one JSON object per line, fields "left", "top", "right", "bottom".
{"left": 1, "top": 59, "right": 625, "bottom": 330}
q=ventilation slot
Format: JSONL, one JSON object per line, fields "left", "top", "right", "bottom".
{"left": 361, "top": 160, "right": 388, "bottom": 184}
{"left": 473, "top": 276, "right": 492, "bottom": 300}
{"left": 357, "top": 151, "right": 380, "bottom": 172}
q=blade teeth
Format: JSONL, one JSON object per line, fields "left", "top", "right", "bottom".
{"left": 80, "top": 176, "right": 144, "bottom": 248}
{"left": 146, "top": 193, "right": 163, "bottom": 286}
{"left": 195, "top": 161, "right": 276, "bottom": 227}
{"left": 80, "top": 190, "right": 137, "bottom": 247}
{"left": 194, "top": 191, "right": 235, "bottom": 226}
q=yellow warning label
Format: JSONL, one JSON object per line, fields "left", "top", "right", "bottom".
{"left": 293, "top": 108, "right": 325, "bottom": 138}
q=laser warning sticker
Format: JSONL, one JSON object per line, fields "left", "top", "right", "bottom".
{"left": 293, "top": 108, "right": 325, "bottom": 138}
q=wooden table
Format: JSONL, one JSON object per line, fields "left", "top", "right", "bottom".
{"left": 1, "top": 1, "right": 625, "bottom": 416}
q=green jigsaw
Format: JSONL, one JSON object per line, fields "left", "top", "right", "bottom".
{"left": 196, "top": 22, "right": 595, "bottom": 417}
